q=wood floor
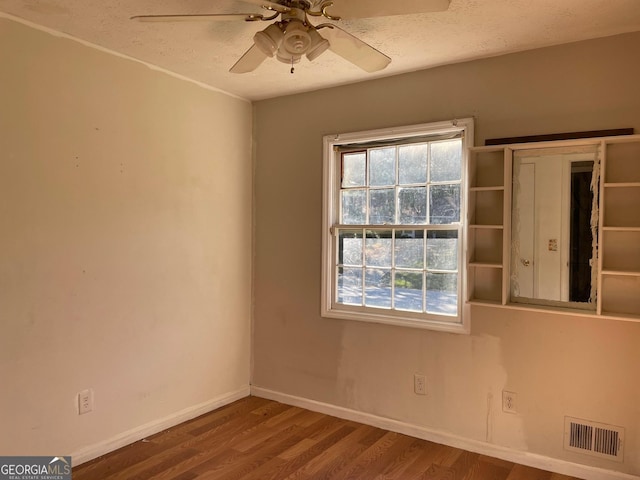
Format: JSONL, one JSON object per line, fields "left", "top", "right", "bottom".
{"left": 73, "top": 396, "right": 580, "bottom": 480}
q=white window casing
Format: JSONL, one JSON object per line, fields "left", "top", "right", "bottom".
{"left": 321, "top": 118, "right": 474, "bottom": 334}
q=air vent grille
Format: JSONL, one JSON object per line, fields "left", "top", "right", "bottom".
{"left": 564, "top": 417, "right": 624, "bottom": 462}
{"left": 594, "top": 427, "right": 619, "bottom": 457}
{"left": 569, "top": 422, "right": 593, "bottom": 451}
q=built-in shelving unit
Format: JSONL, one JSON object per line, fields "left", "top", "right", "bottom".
{"left": 599, "top": 138, "right": 640, "bottom": 318}
{"left": 466, "top": 134, "right": 640, "bottom": 322}
{"left": 466, "top": 147, "right": 511, "bottom": 304}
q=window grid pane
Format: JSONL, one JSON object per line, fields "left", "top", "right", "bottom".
{"left": 336, "top": 227, "right": 459, "bottom": 316}
{"left": 342, "top": 152, "right": 366, "bottom": 188}
{"left": 341, "top": 140, "right": 462, "bottom": 227}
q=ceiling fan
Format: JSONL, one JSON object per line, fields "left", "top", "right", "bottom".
{"left": 132, "top": 0, "right": 451, "bottom": 74}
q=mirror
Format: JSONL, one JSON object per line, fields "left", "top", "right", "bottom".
{"left": 510, "top": 145, "right": 599, "bottom": 309}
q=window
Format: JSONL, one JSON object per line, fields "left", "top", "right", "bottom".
{"left": 322, "top": 119, "right": 473, "bottom": 333}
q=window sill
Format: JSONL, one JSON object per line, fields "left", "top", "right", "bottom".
{"left": 321, "top": 306, "right": 470, "bottom": 334}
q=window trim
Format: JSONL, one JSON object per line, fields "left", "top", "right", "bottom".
{"left": 321, "top": 119, "right": 474, "bottom": 334}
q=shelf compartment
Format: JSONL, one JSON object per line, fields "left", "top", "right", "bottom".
{"left": 601, "top": 230, "right": 640, "bottom": 272}
{"left": 468, "top": 189, "right": 504, "bottom": 226}
{"left": 468, "top": 266, "right": 503, "bottom": 303}
{"left": 605, "top": 142, "right": 640, "bottom": 183}
{"left": 468, "top": 227, "right": 504, "bottom": 265}
{"left": 602, "top": 186, "right": 640, "bottom": 228}
{"left": 469, "top": 150, "right": 505, "bottom": 189}
{"left": 600, "top": 275, "right": 640, "bottom": 316}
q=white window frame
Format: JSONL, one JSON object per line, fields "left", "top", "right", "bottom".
{"left": 321, "top": 118, "right": 474, "bottom": 334}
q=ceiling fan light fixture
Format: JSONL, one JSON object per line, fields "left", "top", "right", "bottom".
{"left": 306, "top": 28, "right": 330, "bottom": 61}
{"left": 253, "top": 23, "right": 284, "bottom": 57}
{"left": 282, "top": 21, "right": 312, "bottom": 55}
{"left": 276, "top": 49, "right": 302, "bottom": 65}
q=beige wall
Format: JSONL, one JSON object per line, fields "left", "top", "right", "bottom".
{"left": 0, "top": 19, "right": 252, "bottom": 460}
{"left": 253, "top": 32, "right": 640, "bottom": 475}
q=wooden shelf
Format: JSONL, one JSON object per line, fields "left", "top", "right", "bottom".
{"left": 601, "top": 270, "right": 640, "bottom": 277}
{"left": 604, "top": 182, "right": 640, "bottom": 188}
{"left": 469, "top": 262, "right": 503, "bottom": 269}
{"left": 601, "top": 226, "right": 640, "bottom": 232}
{"left": 468, "top": 224, "right": 503, "bottom": 229}
{"left": 469, "top": 186, "right": 505, "bottom": 192}
{"left": 467, "top": 299, "right": 502, "bottom": 307}
{"left": 602, "top": 225, "right": 640, "bottom": 231}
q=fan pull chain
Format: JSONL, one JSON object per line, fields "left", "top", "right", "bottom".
{"left": 290, "top": 57, "right": 295, "bottom": 74}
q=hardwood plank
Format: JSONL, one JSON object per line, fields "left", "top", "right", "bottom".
{"left": 354, "top": 434, "right": 423, "bottom": 480}
{"left": 261, "top": 406, "right": 306, "bottom": 428}
{"left": 282, "top": 424, "right": 378, "bottom": 479}
{"left": 232, "top": 423, "right": 297, "bottom": 453}
{"left": 72, "top": 397, "right": 582, "bottom": 480}
{"left": 370, "top": 439, "right": 432, "bottom": 480}
{"left": 200, "top": 427, "right": 306, "bottom": 480}
{"left": 392, "top": 442, "right": 457, "bottom": 480}
{"left": 242, "top": 425, "right": 359, "bottom": 480}
{"left": 506, "top": 464, "right": 553, "bottom": 480}
{"left": 170, "top": 473, "right": 200, "bottom": 480}
{"left": 72, "top": 439, "right": 162, "bottom": 480}
{"left": 153, "top": 419, "right": 302, "bottom": 480}
{"left": 421, "top": 463, "right": 457, "bottom": 480}
{"left": 328, "top": 431, "right": 414, "bottom": 480}
{"left": 288, "top": 409, "right": 326, "bottom": 427}
{"left": 431, "top": 444, "right": 464, "bottom": 467}
{"left": 122, "top": 448, "right": 202, "bottom": 480}
{"left": 448, "top": 451, "right": 480, "bottom": 479}
{"left": 478, "top": 455, "right": 516, "bottom": 470}
{"left": 463, "top": 457, "right": 512, "bottom": 480}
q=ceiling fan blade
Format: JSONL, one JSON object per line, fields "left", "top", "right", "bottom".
{"left": 323, "top": 0, "right": 450, "bottom": 20}
{"left": 239, "top": 0, "right": 291, "bottom": 13}
{"left": 230, "top": 45, "right": 269, "bottom": 73}
{"left": 131, "top": 13, "right": 263, "bottom": 22}
{"left": 319, "top": 25, "right": 391, "bottom": 72}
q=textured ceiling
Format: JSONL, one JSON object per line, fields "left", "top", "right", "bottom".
{"left": 1, "top": 0, "right": 640, "bottom": 100}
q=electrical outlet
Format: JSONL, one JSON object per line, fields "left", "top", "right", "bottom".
{"left": 502, "top": 390, "right": 517, "bottom": 414}
{"left": 78, "top": 389, "right": 93, "bottom": 415}
{"left": 414, "top": 373, "right": 426, "bottom": 395}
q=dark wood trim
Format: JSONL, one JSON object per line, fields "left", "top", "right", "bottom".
{"left": 485, "top": 128, "right": 634, "bottom": 146}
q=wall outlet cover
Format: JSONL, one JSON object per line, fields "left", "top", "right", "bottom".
{"left": 502, "top": 390, "right": 517, "bottom": 414}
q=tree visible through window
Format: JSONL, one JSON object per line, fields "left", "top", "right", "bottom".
{"left": 322, "top": 120, "right": 473, "bottom": 332}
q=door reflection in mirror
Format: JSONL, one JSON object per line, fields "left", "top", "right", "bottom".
{"left": 510, "top": 146, "right": 599, "bottom": 309}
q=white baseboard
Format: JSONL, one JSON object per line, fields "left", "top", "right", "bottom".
{"left": 251, "top": 386, "right": 639, "bottom": 480}
{"left": 71, "top": 386, "right": 250, "bottom": 466}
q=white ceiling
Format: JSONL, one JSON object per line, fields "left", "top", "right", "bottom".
{"left": 2, "top": 0, "right": 640, "bottom": 101}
